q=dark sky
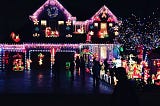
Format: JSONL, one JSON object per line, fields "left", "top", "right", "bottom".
{"left": 0, "top": 0, "right": 159, "bottom": 37}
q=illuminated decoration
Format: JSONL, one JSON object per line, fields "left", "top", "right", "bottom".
{"left": 109, "top": 23, "right": 113, "bottom": 27}
{"left": 114, "top": 31, "right": 119, "bottom": 36}
{"left": 137, "top": 45, "right": 143, "bottom": 61}
{"left": 38, "top": 53, "right": 44, "bottom": 66}
{"left": 113, "top": 46, "right": 120, "bottom": 59}
{"left": 45, "top": 27, "right": 51, "bottom": 37}
{"left": 35, "top": 27, "right": 39, "bottom": 32}
{"left": 114, "top": 26, "right": 119, "bottom": 30}
{"left": 29, "top": 0, "right": 75, "bottom": 21}
{"left": 100, "top": 46, "right": 107, "bottom": 59}
{"left": 86, "top": 31, "right": 94, "bottom": 42}
{"left": 66, "top": 61, "right": 70, "bottom": 70}
{"left": 118, "top": 9, "right": 160, "bottom": 51}
{"left": 93, "top": 16, "right": 101, "bottom": 21}
{"left": 58, "top": 21, "right": 64, "bottom": 25}
{"left": 89, "top": 25, "right": 94, "bottom": 29}
{"left": 115, "top": 59, "right": 122, "bottom": 68}
{"left": 66, "top": 26, "right": 71, "bottom": 31}
{"left": 3, "top": 51, "right": 9, "bottom": 67}
{"left": 155, "top": 70, "right": 160, "bottom": 86}
{"left": 2, "top": 44, "right": 26, "bottom": 71}
{"left": 77, "top": 28, "right": 83, "bottom": 34}
{"left": 94, "top": 23, "right": 98, "bottom": 27}
{"left": 33, "top": 19, "right": 39, "bottom": 25}
{"left": 41, "top": 20, "right": 47, "bottom": 26}
{"left": 86, "top": 33, "right": 91, "bottom": 43}
{"left": 101, "top": 23, "right": 107, "bottom": 29}
{"left": 80, "top": 48, "right": 92, "bottom": 55}
{"left": 10, "top": 32, "right": 21, "bottom": 43}
{"left": 99, "top": 23, "right": 108, "bottom": 38}
{"left": 90, "top": 5, "right": 118, "bottom": 23}
{"left": 89, "top": 31, "right": 94, "bottom": 36}
{"left": 33, "top": 33, "right": 40, "bottom": 37}
{"left": 26, "top": 59, "right": 32, "bottom": 70}
{"left": 73, "top": 21, "right": 87, "bottom": 34}
{"left": 66, "top": 20, "right": 72, "bottom": 26}
{"left": 50, "top": 48, "right": 55, "bottom": 64}
{"left": 80, "top": 48, "right": 93, "bottom": 64}
{"left": 144, "top": 68, "right": 150, "bottom": 84}
{"left": 47, "top": 6, "right": 58, "bottom": 18}
{"left": 0, "top": 43, "right": 119, "bottom": 76}
{"left": 12, "top": 53, "right": 24, "bottom": 71}
{"left": 28, "top": 49, "right": 52, "bottom": 71}
{"left": 114, "top": 25, "right": 119, "bottom": 36}
{"left": 101, "top": 9, "right": 107, "bottom": 18}
{"left": 66, "top": 34, "right": 72, "bottom": 38}
{"left": 0, "top": 48, "right": 3, "bottom": 70}
{"left": 107, "top": 17, "right": 114, "bottom": 22}
{"left": 45, "top": 27, "right": 59, "bottom": 37}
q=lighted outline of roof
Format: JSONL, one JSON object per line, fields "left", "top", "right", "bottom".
{"left": 90, "top": 5, "right": 118, "bottom": 23}
{"left": 29, "top": 0, "right": 74, "bottom": 21}
{"left": 29, "top": 0, "right": 118, "bottom": 23}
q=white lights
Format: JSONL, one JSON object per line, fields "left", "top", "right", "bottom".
{"left": 0, "top": 44, "right": 120, "bottom": 74}
{"left": 66, "top": 20, "right": 72, "bottom": 26}
{"left": 33, "top": 19, "right": 39, "bottom": 25}
{"left": 114, "top": 31, "right": 119, "bottom": 36}
{"left": 94, "top": 23, "right": 98, "bottom": 27}
{"left": 0, "top": 50, "right": 2, "bottom": 70}
{"left": 109, "top": 23, "right": 113, "bottom": 27}
{"left": 33, "top": 33, "right": 40, "bottom": 37}
{"left": 58, "top": 21, "right": 64, "bottom": 25}
{"left": 66, "top": 34, "right": 72, "bottom": 38}
{"left": 41, "top": 20, "right": 47, "bottom": 26}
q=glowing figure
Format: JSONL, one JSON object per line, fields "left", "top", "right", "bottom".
{"left": 10, "top": 32, "right": 20, "bottom": 43}
{"left": 26, "top": 59, "right": 32, "bottom": 70}
{"left": 38, "top": 53, "right": 44, "bottom": 66}
{"left": 12, "top": 53, "right": 24, "bottom": 71}
{"left": 143, "top": 68, "right": 150, "bottom": 84}
{"left": 155, "top": 70, "right": 160, "bottom": 86}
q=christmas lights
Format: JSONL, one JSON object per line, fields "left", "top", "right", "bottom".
{"left": 29, "top": 0, "right": 74, "bottom": 21}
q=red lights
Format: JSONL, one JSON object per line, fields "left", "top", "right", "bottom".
{"left": 10, "top": 32, "right": 20, "bottom": 43}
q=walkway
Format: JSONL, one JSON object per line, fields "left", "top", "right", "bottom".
{"left": 0, "top": 70, "right": 113, "bottom": 94}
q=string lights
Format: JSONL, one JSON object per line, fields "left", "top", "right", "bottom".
{"left": 117, "top": 8, "right": 160, "bottom": 53}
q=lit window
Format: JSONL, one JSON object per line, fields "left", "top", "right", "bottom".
{"left": 100, "top": 46, "right": 107, "bottom": 59}
{"left": 41, "top": 20, "right": 47, "bottom": 26}
{"left": 58, "top": 21, "right": 64, "bottom": 25}
{"left": 100, "top": 23, "right": 106, "bottom": 29}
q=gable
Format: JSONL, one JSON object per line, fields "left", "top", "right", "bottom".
{"left": 29, "top": 0, "right": 74, "bottom": 21}
{"left": 90, "top": 5, "right": 118, "bottom": 23}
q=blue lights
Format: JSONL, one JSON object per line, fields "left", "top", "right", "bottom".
{"left": 0, "top": 48, "right": 2, "bottom": 52}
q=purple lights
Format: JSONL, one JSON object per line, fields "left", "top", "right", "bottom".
{"left": 29, "top": 0, "right": 74, "bottom": 21}
{"left": 91, "top": 5, "right": 118, "bottom": 23}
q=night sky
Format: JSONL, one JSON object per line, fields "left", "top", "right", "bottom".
{"left": 0, "top": 0, "right": 159, "bottom": 38}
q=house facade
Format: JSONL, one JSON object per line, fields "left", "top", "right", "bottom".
{"left": 0, "top": 0, "right": 121, "bottom": 72}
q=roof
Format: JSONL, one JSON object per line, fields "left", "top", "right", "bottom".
{"left": 29, "top": 0, "right": 118, "bottom": 22}
{"left": 91, "top": 5, "right": 118, "bottom": 23}
{"left": 29, "top": 0, "right": 74, "bottom": 21}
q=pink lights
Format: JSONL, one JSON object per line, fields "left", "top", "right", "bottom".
{"left": 91, "top": 5, "right": 118, "bottom": 23}
{"left": 29, "top": 0, "right": 73, "bottom": 21}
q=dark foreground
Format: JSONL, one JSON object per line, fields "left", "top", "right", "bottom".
{"left": 0, "top": 70, "right": 160, "bottom": 106}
